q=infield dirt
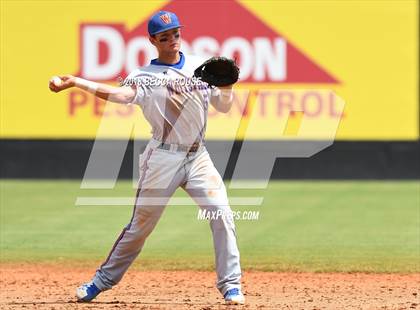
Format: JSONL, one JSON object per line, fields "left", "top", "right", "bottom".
{"left": 0, "top": 264, "right": 419, "bottom": 309}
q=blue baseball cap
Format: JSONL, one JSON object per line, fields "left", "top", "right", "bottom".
{"left": 148, "top": 11, "right": 183, "bottom": 36}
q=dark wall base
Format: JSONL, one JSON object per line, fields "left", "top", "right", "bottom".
{"left": 0, "top": 140, "right": 419, "bottom": 179}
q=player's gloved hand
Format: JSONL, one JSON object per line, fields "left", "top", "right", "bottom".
{"left": 49, "top": 75, "right": 76, "bottom": 92}
{"left": 193, "top": 57, "right": 240, "bottom": 87}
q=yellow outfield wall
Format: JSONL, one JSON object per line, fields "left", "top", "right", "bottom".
{"left": 1, "top": 0, "right": 418, "bottom": 140}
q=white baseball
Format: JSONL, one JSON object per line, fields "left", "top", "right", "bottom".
{"left": 51, "top": 76, "right": 62, "bottom": 87}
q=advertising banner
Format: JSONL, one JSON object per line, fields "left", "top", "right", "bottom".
{"left": 1, "top": 0, "right": 417, "bottom": 140}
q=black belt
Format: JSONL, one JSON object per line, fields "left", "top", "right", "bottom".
{"left": 158, "top": 141, "right": 201, "bottom": 153}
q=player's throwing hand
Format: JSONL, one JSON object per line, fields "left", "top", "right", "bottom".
{"left": 49, "top": 75, "right": 76, "bottom": 92}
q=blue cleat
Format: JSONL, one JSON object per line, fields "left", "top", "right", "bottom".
{"left": 224, "top": 288, "right": 245, "bottom": 305}
{"left": 76, "top": 281, "right": 102, "bottom": 302}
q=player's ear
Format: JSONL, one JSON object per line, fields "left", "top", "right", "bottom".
{"left": 149, "top": 35, "right": 157, "bottom": 47}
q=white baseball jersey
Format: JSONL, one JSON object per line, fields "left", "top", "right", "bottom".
{"left": 124, "top": 52, "right": 225, "bottom": 146}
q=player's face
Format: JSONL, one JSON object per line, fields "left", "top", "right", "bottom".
{"left": 151, "top": 28, "right": 181, "bottom": 53}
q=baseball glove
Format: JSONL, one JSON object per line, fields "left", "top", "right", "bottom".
{"left": 193, "top": 56, "right": 240, "bottom": 87}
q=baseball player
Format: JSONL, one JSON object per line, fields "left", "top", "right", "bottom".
{"left": 49, "top": 11, "right": 244, "bottom": 305}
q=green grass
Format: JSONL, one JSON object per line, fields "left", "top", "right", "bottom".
{"left": 1, "top": 180, "right": 419, "bottom": 273}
